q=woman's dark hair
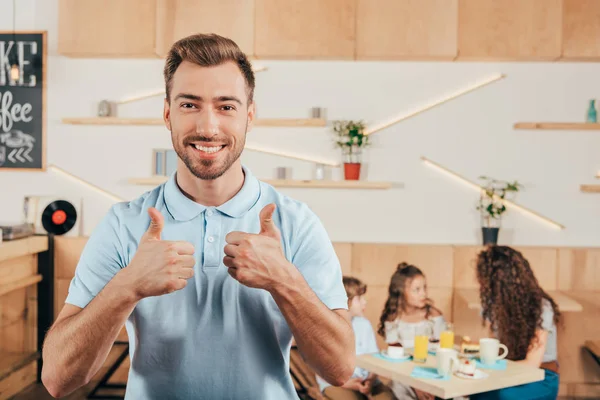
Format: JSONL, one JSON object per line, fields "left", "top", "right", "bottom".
{"left": 476, "top": 245, "right": 561, "bottom": 361}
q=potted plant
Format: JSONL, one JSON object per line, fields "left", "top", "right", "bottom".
{"left": 476, "top": 176, "right": 522, "bottom": 245}
{"left": 332, "top": 120, "right": 370, "bottom": 180}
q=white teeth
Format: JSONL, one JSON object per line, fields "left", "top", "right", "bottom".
{"left": 193, "top": 145, "right": 223, "bottom": 153}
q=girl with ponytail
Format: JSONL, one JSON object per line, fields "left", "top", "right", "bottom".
{"left": 377, "top": 263, "right": 447, "bottom": 400}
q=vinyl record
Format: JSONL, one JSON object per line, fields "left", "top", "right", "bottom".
{"left": 41, "top": 200, "right": 78, "bottom": 235}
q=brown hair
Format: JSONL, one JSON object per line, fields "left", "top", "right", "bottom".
{"left": 163, "top": 33, "right": 255, "bottom": 103}
{"left": 377, "top": 263, "right": 435, "bottom": 337}
{"left": 343, "top": 276, "right": 367, "bottom": 305}
{"left": 476, "top": 245, "right": 561, "bottom": 361}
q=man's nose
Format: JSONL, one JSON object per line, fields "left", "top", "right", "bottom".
{"left": 195, "top": 108, "right": 219, "bottom": 135}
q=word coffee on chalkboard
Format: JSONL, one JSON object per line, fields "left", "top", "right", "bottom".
{"left": 0, "top": 32, "right": 46, "bottom": 171}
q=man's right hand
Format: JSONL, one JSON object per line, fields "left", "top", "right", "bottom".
{"left": 119, "top": 207, "right": 195, "bottom": 300}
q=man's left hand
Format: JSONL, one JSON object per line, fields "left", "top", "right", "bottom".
{"left": 224, "top": 203, "right": 295, "bottom": 291}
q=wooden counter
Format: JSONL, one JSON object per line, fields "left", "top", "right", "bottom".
{"left": 0, "top": 236, "right": 48, "bottom": 399}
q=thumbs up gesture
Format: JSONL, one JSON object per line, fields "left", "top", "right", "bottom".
{"left": 224, "top": 204, "right": 293, "bottom": 290}
{"left": 120, "top": 207, "right": 196, "bottom": 300}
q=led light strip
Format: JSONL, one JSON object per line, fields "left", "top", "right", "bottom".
{"left": 366, "top": 74, "right": 506, "bottom": 135}
{"left": 49, "top": 165, "right": 125, "bottom": 203}
{"left": 421, "top": 156, "right": 565, "bottom": 230}
{"left": 245, "top": 144, "right": 340, "bottom": 167}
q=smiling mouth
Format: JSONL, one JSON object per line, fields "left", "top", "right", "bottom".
{"left": 190, "top": 144, "right": 226, "bottom": 154}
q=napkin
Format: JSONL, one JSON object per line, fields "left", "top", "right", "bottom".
{"left": 410, "top": 366, "right": 451, "bottom": 381}
{"left": 373, "top": 352, "right": 411, "bottom": 363}
{"left": 476, "top": 358, "right": 507, "bottom": 370}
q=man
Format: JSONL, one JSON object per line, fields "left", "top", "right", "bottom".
{"left": 41, "top": 33, "right": 355, "bottom": 399}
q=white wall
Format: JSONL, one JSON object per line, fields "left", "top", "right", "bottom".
{"left": 1, "top": 0, "right": 598, "bottom": 247}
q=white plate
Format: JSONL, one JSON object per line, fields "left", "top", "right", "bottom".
{"left": 380, "top": 350, "right": 411, "bottom": 361}
{"left": 454, "top": 369, "right": 489, "bottom": 380}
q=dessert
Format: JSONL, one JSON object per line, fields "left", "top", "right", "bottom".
{"left": 458, "top": 358, "right": 476, "bottom": 377}
{"left": 387, "top": 342, "right": 404, "bottom": 358}
{"left": 460, "top": 336, "right": 480, "bottom": 355}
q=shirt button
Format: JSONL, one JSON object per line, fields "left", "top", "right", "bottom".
{"left": 207, "top": 236, "right": 215, "bottom": 243}
{"left": 207, "top": 210, "right": 214, "bottom": 217}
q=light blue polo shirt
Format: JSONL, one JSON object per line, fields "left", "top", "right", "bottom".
{"left": 66, "top": 165, "right": 348, "bottom": 400}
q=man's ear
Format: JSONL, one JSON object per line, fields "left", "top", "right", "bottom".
{"left": 246, "top": 100, "right": 255, "bottom": 133}
{"left": 163, "top": 98, "right": 172, "bottom": 131}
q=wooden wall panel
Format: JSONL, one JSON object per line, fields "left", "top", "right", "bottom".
{"left": 556, "top": 292, "right": 600, "bottom": 384}
{"left": 351, "top": 244, "right": 454, "bottom": 288}
{"left": 58, "top": 0, "right": 158, "bottom": 57}
{"left": 457, "top": 0, "right": 562, "bottom": 60}
{"left": 562, "top": 0, "right": 600, "bottom": 60}
{"left": 254, "top": 0, "right": 356, "bottom": 59}
{"left": 54, "top": 237, "right": 89, "bottom": 279}
{"left": 558, "top": 248, "right": 600, "bottom": 291}
{"left": 333, "top": 243, "right": 352, "bottom": 276}
{"left": 453, "top": 246, "right": 481, "bottom": 289}
{"left": 356, "top": 0, "right": 458, "bottom": 60}
{"left": 155, "top": 0, "right": 255, "bottom": 58}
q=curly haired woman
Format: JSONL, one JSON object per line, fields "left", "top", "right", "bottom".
{"left": 471, "top": 245, "right": 561, "bottom": 400}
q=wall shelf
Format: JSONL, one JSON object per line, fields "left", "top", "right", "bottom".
{"left": 128, "top": 176, "right": 396, "bottom": 189}
{"left": 581, "top": 184, "right": 600, "bottom": 193}
{"left": 514, "top": 122, "right": 600, "bottom": 130}
{"left": 62, "top": 117, "right": 327, "bottom": 128}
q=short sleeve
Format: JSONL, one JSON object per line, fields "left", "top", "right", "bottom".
{"left": 360, "top": 319, "right": 380, "bottom": 354}
{"left": 290, "top": 207, "right": 347, "bottom": 311}
{"left": 541, "top": 300, "right": 555, "bottom": 331}
{"left": 65, "top": 206, "right": 126, "bottom": 309}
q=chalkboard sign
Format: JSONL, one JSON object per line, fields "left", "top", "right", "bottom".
{"left": 0, "top": 32, "right": 46, "bottom": 171}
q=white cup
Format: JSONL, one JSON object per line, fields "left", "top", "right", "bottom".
{"left": 479, "top": 338, "right": 508, "bottom": 366}
{"left": 387, "top": 344, "right": 404, "bottom": 359}
{"left": 436, "top": 348, "right": 459, "bottom": 376}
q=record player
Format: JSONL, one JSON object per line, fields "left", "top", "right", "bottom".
{"left": 24, "top": 196, "right": 82, "bottom": 237}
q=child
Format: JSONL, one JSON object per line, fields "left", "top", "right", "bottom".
{"left": 377, "top": 263, "right": 447, "bottom": 400}
{"left": 317, "top": 276, "right": 397, "bottom": 400}
{"left": 470, "top": 246, "right": 560, "bottom": 400}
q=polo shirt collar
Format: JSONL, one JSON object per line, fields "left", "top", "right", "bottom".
{"left": 164, "top": 165, "right": 261, "bottom": 221}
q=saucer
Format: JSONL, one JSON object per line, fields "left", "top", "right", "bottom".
{"left": 380, "top": 350, "right": 411, "bottom": 361}
{"left": 454, "top": 369, "right": 489, "bottom": 380}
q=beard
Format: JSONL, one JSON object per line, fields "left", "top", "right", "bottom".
{"left": 173, "top": 121, "right": 247, "bottom": 180}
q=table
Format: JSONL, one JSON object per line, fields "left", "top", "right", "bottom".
{"left": 455, "top": 288, "right": 583, "bottom": 312}
{"left": 356, "top": 353, "right": 545, "bottom": 399}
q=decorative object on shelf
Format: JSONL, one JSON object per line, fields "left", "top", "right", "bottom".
{"left": 332, "top": 120, "right": 370, "bottom": 180}
{"left": 153, "top": 149, "right": 177, "bottom": 176}
{"left": 476, "top": 176, "right": 522, "bottom": 245}
{"left": 313, "top": 163, "right": 332, "bottom": 180}
{"left": 275, "top": 167, "right": 292, "bottom": 179}
{"left": 586, "top": 99, "right": 597, "bottom": 123}
{"left": 23, "top": 195, "right": 82, "bottom": 237}
{"left": 311, "top": 107, "right": 325, "bottom": 119}
{"left": 97, "top": 100, "right": 116, "bottom": 117}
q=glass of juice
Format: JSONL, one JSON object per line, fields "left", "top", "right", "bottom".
{"left": 413, "top": 324, "right": 432, "bottom": 363}
{"left": 440, "top": 322, "right": 455, "bottom": 349}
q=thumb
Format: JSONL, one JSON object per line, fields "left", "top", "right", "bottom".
{"left": 143, "top": 207, "right": 164, "bottom": 241}
{"left": 259, "top": 203, "right": 280, "bottom": 239}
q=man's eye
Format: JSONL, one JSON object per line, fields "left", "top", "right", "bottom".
{"left": 181, "top": 103, "right": 196, "bottom": 108}
{"left": 221, "top": 105, "right": 235, "bottom": 111}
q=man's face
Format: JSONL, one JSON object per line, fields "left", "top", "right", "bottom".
{"left": 164, "top": 60, "right": 254, "bottom": 180}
